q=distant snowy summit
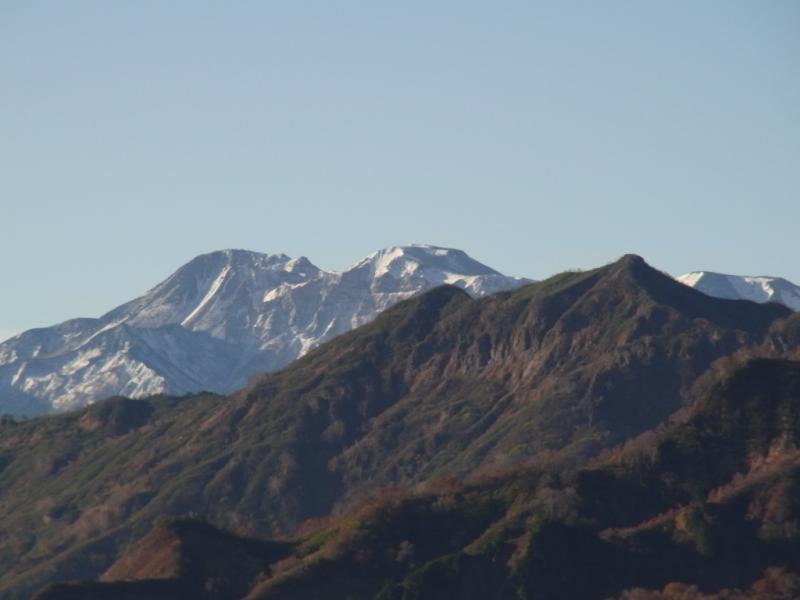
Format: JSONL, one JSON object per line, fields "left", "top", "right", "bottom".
{"left": 0, "top": 245, "right": 531, "bottom": 415}
{"left": 677, "top": 271, "right": 800, "bottom": 311}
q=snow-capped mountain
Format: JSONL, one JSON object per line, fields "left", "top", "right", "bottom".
{"left": 0, "top": 245, "right": 531, "bottom": 415}
{"left": 677, "top": 271, "right": 800, "bottom": 311}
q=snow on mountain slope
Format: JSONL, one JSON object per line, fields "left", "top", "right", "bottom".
{"left": 676, "top": 271, "right": 800, "bottom": 311}
{"left": 0, "top": 245, "right": 531, "bottom": 415}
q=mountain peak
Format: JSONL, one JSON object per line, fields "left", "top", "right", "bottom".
{"left": 183, "top": 249, "right": 296, "bottom": 271}
{"left": 677, "top": 270, "right": 800, "bottom": 311}
{"left": 353, "top": 245, "right": 500, "bottom": 277}
{"left": 1, "top": 245, "right": 529, "bottom": 415}
{"left": 599, "top": 253, "right": 655, "bottom": 284}
{"left": 616, "top": 253, "right": 646, "bottom": 267}
{"left": 603, "top": 254, "right": 649, "bottom": 277}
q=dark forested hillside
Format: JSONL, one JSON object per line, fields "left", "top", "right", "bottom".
{"left": 37, "top": 358, "right": 800, "bottom": 599}
{"left": 1, "top": 255, "right": 796, "bottom": 598}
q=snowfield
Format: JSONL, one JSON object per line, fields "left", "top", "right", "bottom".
{"left": 676, "top": 271, "right": 800, "bottom": 311}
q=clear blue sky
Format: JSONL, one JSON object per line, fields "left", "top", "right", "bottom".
{"left": 1, "top": 1, "right": 799, "bottom": 340}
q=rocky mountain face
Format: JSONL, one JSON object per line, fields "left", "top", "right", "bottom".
{"left": 33, "top": 359, "right": 800, "bottom": 600}
{"left": 1, "top": 254, "right": 796, "bottom": 598}
{"left": 0, "top": 245, "right": 530, "bottom": 416}
{"left": 677, "top": 271, "right": 800, "bottom": 311}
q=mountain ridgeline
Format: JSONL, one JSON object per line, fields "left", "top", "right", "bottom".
{"left": 677, "top": 270, "right": 800, "bottom": 311}
{"left": 0, "top": 254, "right": 797, "bottom": 598}
{"left": 42, "top": 357, "right": 800, "bottom": 600}
{"left": 0, "top": 245, "right": 530, "bottom": 416}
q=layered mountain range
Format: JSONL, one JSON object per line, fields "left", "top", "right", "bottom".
{"left": 1, "top": 254, "right": 799, "bottom": 598}
{"left": 3, "top": 246, "right": 797, "bottom": 419}
{"left": 0, "top": 245, "right": 530, "bottom": 416}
